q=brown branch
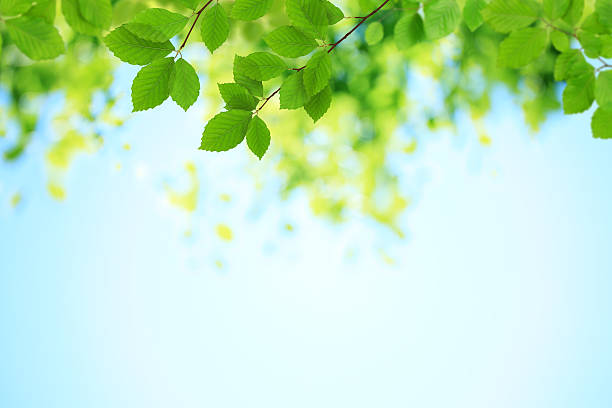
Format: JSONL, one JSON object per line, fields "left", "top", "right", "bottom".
{"left": 255, "top": 0, "right": 391, "bottom": 113}
{"left": 255, "top": 88, "right": 281, "bottom": 113}
{"left": 327, "top": 0, "right": 390, "bottom": 53}
{"left": 177, "top": 0, "right": 215, "bottom": 53}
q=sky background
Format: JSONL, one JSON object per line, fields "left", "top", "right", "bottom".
{"left": 1, "top": 67, "right": 612, "bottom": 406}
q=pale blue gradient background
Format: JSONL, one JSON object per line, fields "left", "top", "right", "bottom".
{"left": 1, "top": 75, "right": 612, "bottom": 406}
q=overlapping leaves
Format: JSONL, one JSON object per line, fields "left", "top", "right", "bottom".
{"left": 475, "top": 0, "right": 612, "bottom": 139}
{"left": 2, "top": 0, "right": 612, "bottom": 165}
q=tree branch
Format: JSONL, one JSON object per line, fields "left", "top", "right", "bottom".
{"left": 327, "top": 0, "right": 390, "bottom": 53}
{"left": 177, "top": 0, "right": 215, "bottom": 54}
{"left": 256, "top": 0, "right": 391, "bottom": 113}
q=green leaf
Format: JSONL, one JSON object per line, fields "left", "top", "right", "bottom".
{"left": 237, "top": 52, "right": 287, "bottom": 81}
{"left": 563, "top": 0, "right": 584, "bottom": 26}
{"left": 591, "top": 107, "right": 612, "bottom": 139}
{"left": 218, "top": 83, "right": 259, "bottom": 110}
{"left": 596, "top": 0, "right": 612, "bottom": 28}
{"left": 178, "top": 0, "right": 199, "bottom": 10}
{"left": 200, "top": 110, "right": 252, "bottom": 152}
{"left": 497, "top": 27, "right": 548, "bottom": 68}
{"left": 230, "top": 0, "right": 273, "bottom": 20}
{"left": 304, "top": 85, "right": 332, "bottom": 122}
{"left": 554, "top": 50, "right": 592, "bottom": 81}
{"left": 581, "top": 12, "right": 608, "bottom": 34}
{"left": 264, "top": 25, "right": 318, "bottom": 58}
{"left": 563, "top": 71, "right": 595, "bottom": 114}
{"left": 6, "top": 16, "right": 64, "bottom": 60}
{"left": 601, "top": 35, "right": 612, "bottom": 57}
{"left": 246, "top": 115, "right": 271, "bottom": 159}
{"left": 131, "top": 57, "right": 175, "bottom": 111}
{"left": 303, "top": 49, "right": 332, "bottom": 98}
{"left": 550, "top": 30, "right": 571, "bottom": 51}
{"left": 62, "top": 0, "right": 100, "bottom": 35}
{"left": 579, "top": 31, "right": 602, "bottom": 58}
{"left": 286, "top": 0, "right": 328, "bottom": 38}
{"left": 595, "top": 70, "right": 612, "bottom": 109}
{"left": 423, "top": 0, "right": 461, "bottom": 40}
{"left": 463, "top": 0, "right": 487, "bottom": 32}
{"left": 322, "top": 0, "right": 344, "bottom": 25}
{"left": 543, "top": 0, "right": 570, "bottom": 21}
{"left": 233, "top": 55, "right": 263, "bottom": 97}
{"left": 394, "top": 13, "right": 425, "bottom": 49}
{"left": 26, "top": 0, "right": 55, "bottom": 24}
{"left": 201, "top": 3, "right": 230, "bottom": 53}
{"left": 482, "top": 0, "right": 540, "bottom": 33}
{"left": 170, "top": 58, "right": 200, "bottom": 111}
{"left": 365, "top": 22, "right": 384, "bottom": 45}
{"left": 0, "top": 0, "right": 33, "bottom": 16}
{"left": 104, "top": 25, "right": 174, "bottom": 65}
{"left": 77, "top": 0, "right": 112, "bottom": 30}
{"left": 280, "top": 71, "right": 307, "bottom": 109}
{"left": 126, "top": 8, "right": 188, "bottom": 42}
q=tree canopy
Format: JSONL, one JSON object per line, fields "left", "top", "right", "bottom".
{"left": 1, "top": 0, "right": 611, "bottom": 231}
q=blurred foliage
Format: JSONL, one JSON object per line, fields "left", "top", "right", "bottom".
{"left": 1, "top": 0, "right": 610, "bottom": 235}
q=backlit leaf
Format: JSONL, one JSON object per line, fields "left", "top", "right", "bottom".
{"left": 230, "top": 0, "right": 273, "bottom": 20}
{"left": 246, "top": 115, "right": 271, "bottom": 159}
{"left": 264, "top": 26, "right": 318, "bottom": 58}
{"left": 170, "top": 58, "right": 200, "bottom": 111}
{"left": 201, "top": 3, "right": 230, "bottom": 53}
{"left": 131, "top": 58, "right": 175, "bottom": 111}
{"left": 126, "top": 8, "right": 188, "bottom": 42}
{"left": 104, "top": 25, "right": 174, "bottom": 65}
{"left": 6, "top": 16, "right": 64, "bottom": 60}
{"left": 200, "top": 110, "right": 252, "bottom": 152}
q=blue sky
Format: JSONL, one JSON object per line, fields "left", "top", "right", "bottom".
{"left": 1, "top": 75, "right": 612, "bottom": 407}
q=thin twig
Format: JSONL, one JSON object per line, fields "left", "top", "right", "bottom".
{"left": 256, "top": 0, "right": 391, "bottom": 113}
{"left": 177, "top": 0, "right": 215, "bottom": 54}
